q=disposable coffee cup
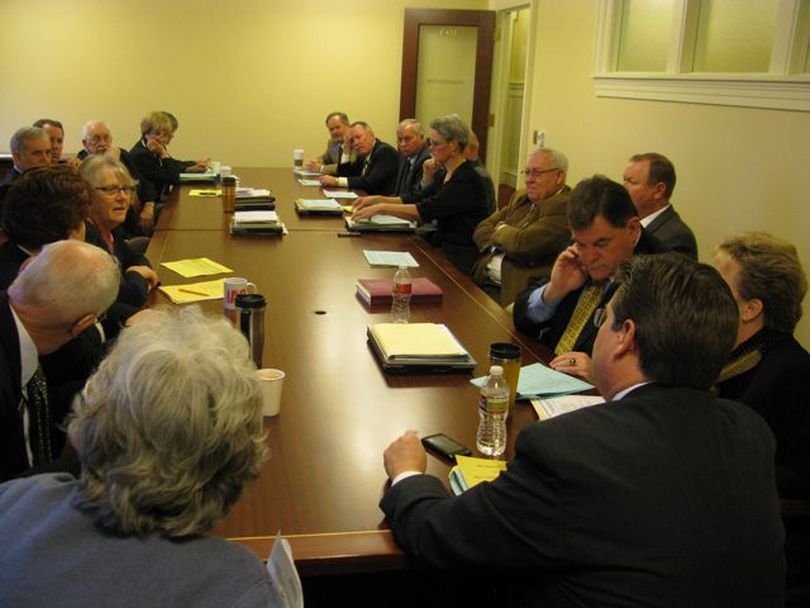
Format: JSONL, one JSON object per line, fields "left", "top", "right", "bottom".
{"left": 256, "top": 368, "right": 285, "bottom": 416}
{"left": 293, "top": 149, "right": 304, "bottom": 169}
{"left": 219, "top": 165, "right": 232, "bottom": 179}
{"left": 209, "top": 160, "right": 221, "bottom": 175}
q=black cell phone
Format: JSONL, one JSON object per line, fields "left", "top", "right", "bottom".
{"left": 421, "top": 433, "right": 472, "bottom": 461}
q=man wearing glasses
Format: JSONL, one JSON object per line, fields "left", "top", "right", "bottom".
{"left": 513, "top": 175, "right": 664, "bottom": 378}
{"left": 472, "top": 147, "right": 572, "bottom": 306}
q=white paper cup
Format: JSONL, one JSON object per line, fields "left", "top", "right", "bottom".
{"left": 219, "top": 165, "right": 232, "bottom": 178}
{"left": 293, "top": 148, "right": 304, "bottom": 169}
{"left": 209, "top": 160, "right": 221, "bottom": 175}
{"left": 256, "top": 368, "right": 285, "bottom": 416}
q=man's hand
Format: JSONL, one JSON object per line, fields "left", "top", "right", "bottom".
{"left": 146, "top": 139, "right": 168, "bottom": 158}
{"left": 319, "top": 175, "right": 339, "bottom": 187}
{"left": 187, "top": 158, "right": 211, "bottom": 173}
{"left": 139, "top": 204, "right": 155, "bottom": 234}
{"left": 305, "top": 158, "right": 321, "bottom": 171}
{"left": 128, "top": 265, "right": 158, "bottom": 291}
{"left": 384, "top": 430, "right": 427, "bottom": 480}
{"left": 549, "top": 351, "right": 593, "bottom": 382}
{"left": 543, "top": 246, "right": 589, "bottom": 304}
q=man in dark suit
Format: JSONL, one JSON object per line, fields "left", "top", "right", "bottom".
{"left": 318, "top": 121, "right": 398, "bottom": 195}
{"left": 381, "top": 253, "right": 785, "bottom": 607}
{"left": 305, "top": 111, "right": 352, "bottom": 176}
{"left": 622, "top": 152, "right": 697, "bottom": 259}
{"left": 0, "top": 127, "right": 52, "bottom": 205}
{"left": 513, "top": 175, "right": 663, "bottom": 375}
{"left": 393, "top": 118, "right": 430, "bottom": 199}
{"left": 1, "top": 240, "right": 119, "bottom": 481}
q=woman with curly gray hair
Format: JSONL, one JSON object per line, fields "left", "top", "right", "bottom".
{"left": 0, "top": 307, "right": 284, "bottom": 606}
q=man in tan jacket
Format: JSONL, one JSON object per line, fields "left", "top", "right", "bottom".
{"left": 472, "top": 148, "right": 571, "bottom": 306}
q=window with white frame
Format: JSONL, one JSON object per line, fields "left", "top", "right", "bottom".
{"left": 594, "top": 0, "right": 810, "bottom": 111}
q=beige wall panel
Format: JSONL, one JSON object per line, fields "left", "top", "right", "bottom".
{"left": 0, "top": 0, "right": 485, "bottom": 165}
{"left": 528, "top": 1, "right": 810, "bottom": 345}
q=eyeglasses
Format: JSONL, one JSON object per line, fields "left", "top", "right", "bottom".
{"left": 521, "top": 167, "right": 559, "bottom": 178}
{"left": 593, "top": 308, "right": 607, "bottom": 328}
{"left": 95, "top": 186, "right": 134, "bottom": 195}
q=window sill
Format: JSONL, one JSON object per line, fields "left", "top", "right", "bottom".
{"left": 593, "top": 74, "right": 810, "bottom": 112}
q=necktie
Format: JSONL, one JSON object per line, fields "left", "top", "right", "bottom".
{"left": 25, "top": 366, "right": 53, "bottom": 466}
{"left": 362, "top": 155, "right": 370, "bottom": 176}
{"left": 554, "top": 283, "right": 606, "bottom": 355}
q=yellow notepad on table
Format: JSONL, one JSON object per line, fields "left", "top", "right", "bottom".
{"left": 370, "top": 323, "right": 467, "bottom": 359}
{"left": 449, "top": 455, "right": 508, "bottom": 495}
{"left": 161, "top": 257, "right": 233, "bottom": 278}
{"left": 159, "top": 279, "right": 226, "bottom": 304}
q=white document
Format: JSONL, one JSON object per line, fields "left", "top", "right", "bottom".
{"left": 298, "top": 179, "right": 322, "bottom": 186}
{"left": 322, "top": 189, "right": 359, "bottom": 200}
{"left": 233, "top": 210, "right": 279, "bottom": 224}
{"left": 531, "top": 395, "right": 605, "bottom": 421}
{"left": 266, "top": 535, "right": 303, "bottom": 608}
{"left": 293, "top": 169, "right": 321, "bottom": 177}
{"left": 363, "top": 250, "right": 419, "bottom": 268}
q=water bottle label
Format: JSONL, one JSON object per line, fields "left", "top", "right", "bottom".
{"left": 393, "top": 282, "right": 412, "bottom": 296}
{"left": 479, "top": 395, "right": 507, "bottom": 414}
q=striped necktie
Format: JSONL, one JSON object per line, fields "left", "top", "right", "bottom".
{"left": 554, "top": 283, "right": 606, "bottom": 355}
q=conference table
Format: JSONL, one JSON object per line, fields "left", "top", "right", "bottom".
{"left": 146, "top": 168, "right": 555, "bottom": 577}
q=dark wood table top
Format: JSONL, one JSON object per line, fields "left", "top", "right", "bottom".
{"left": 146, "top": 170, "right": 552, "bottom": 574}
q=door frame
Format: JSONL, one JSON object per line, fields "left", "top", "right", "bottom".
{"left": 399, "top": 8, "right": 496, "bottom": 162}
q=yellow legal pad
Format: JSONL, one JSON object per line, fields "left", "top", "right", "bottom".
{"left": 449, "top": 455, "right": 508, "bottom": 495}
{"left": 158, "top": 279, "right": 226, "bottom": 304}
{"left": 161, "top": 257, "right": 233, "bottom": 278}
{"left": 369, "top": 323, "right": 467, "bottom": 359}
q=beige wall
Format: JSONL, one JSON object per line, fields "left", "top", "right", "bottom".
{"left": 0, "top": 0, "right": 485, "bottom": 165}
{"left": 527, "top": 0, "right": 810, "bottom": 346}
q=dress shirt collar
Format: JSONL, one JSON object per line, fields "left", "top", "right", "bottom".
{"left": 640, "top": 204, "right": 670, "bottom": 228}
{"left": 611, "top": 381, "right": 651, "bottom": 401}
{"left": 9, "top": 304, "right": 38, "bottom": 388}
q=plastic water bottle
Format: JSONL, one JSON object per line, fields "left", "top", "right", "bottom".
{"left": 391, "top": 265, "right": 412, "bottom": 323}
{"left": 476, "top": 365, "right": 509, "bottom": 457}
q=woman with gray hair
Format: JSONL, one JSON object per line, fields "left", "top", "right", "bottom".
{"left": 0, "top": 307, "right": 284, "bottom": 606}
{"left": 79, "top": 154, "right": 158, "bottom": 314}
{"left": 352, "top": 114, "right": 490, "bottom": 275}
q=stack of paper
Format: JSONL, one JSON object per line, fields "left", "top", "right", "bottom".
{"left": 159, "top": 279, "right": 226, "bottom": 304}
{"left": 362, "top": 250, "right": 419, "bottom": 268}
{"left": 161, "top": 257, "right": 232, "bottom": 278}
{"left": 322, "top": 189, "right": 358, "bottom": 200}
{"left": 229, "top": 210, "right": 284, "bottom": 235}
{"left": 531, "top": 395, "right": 604, "bottom": 421}
{"left": 345, "top": 215, "right": 415, "bottom": 233}
{"left": 295, "top": 198, "right": 343, "bottom": 215}
{"left": 449, "top": 455, "right": 508, "bottom": 496}
{"left": 367, "top": 323, "right": 476, "bottom": 373}
{"left": 294, "top": 169, "right": 321, "bottom": 177}
{"left": 179, "top": 171, "right": 218, "bottom": 182}
{"left": 470, "top": 362, "right": 594, "bottom": 399}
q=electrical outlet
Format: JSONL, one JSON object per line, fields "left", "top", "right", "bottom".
{"left": 533, "top": 129, "right": 545, "bottom": 147}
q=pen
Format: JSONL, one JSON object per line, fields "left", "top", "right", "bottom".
{"left": 179, "top": 288, "right": 209, "bottom": 296}
{"left": 337, "top": 232, "right": 361, "bottom": 238}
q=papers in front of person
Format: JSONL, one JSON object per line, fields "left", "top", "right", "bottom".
{"left": 531, "top": 395, "right": 605, "bottom": 421}
{"left": 470, "top": 362, "right": 594, "bottom": 399}
{"left": 236, "top": 187, "right": 274, "bottom": 201}
{"left": 369, "top": 323, "right": 468, "bottom": 359}
{"left": 346, "top": 215, "right": 416, "bottom": 233}
{"left": 266, "top": 534, "right": 304, "bottom": 608}
{"left": 161, "top": 257, "right": 233, "bottom": 278}
{"left": 158, "top": 279, "right": 226, "bottom": 304}
{"left": 294, "top": 198, "right": 343, "bottom": 214}
{"left": 179, "top": 171, "right": 218, "bottom": 182}
{"left": 229, "top": 210, "right": 285, "bottom": 235}
{"left": 322, "top": 189, "right": 359, "bottom": 200}
{"left": 449, "top": 455, "right": 508, "bottom": 496}
{"left": 298, "top": 178, "right": 322, "bottom": 186}
{"left": 293, "top": 169, "right": 321, "bottom": 177}
{"left": 189, "top": 189, "right": 221, "bottom": 197}
{"left": 362, "top": 250, "right": 419, "bottom": 268}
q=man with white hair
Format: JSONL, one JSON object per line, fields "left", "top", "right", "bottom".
{"left": 0, "top": 240, "right": 120, "bottom": 481}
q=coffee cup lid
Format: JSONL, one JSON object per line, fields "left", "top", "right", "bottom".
{"left": 235, "top": 293, "right": 266, "bottom": 308}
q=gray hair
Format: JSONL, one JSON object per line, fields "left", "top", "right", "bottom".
{"left": 80, "top": 120, "right": 108, "bottom": 142}
{"left": 69, "top": 306, "right": 269, "bottom": 538}
{"left": 79, "top": 154, "right": 137, "bottom": 189}
{"left": 398, "top": 118, "right": 424, "bottom": 137}
{"left": 531, "top": 147, "right": 569, "bottom": 175}
{"left": 429, "top": 114, "right": 470, "bottom": 153}
{"left": 10, "top": 126, "right": 49, "bottom": 154}
{"left": 8, "top": 240, "right": 119, "bottom": 324}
